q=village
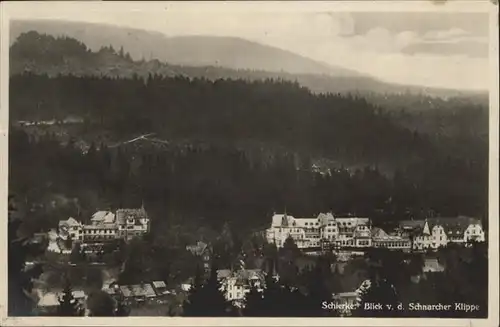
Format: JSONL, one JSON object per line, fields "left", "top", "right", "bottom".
{"left": 31, "top": 205, "right": 486, "bottom": 316}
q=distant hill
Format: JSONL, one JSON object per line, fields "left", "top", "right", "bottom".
{"left": 9, "top": 19, "right": 487, "bottom": 99}
{"left": 9, "top": 31, "right": 489, "bottom": 143}
{"left": 9, "top": 19, "right": 362, "bottom": 77}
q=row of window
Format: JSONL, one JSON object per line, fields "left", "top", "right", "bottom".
{"left": 278, "top": 226, "right": 366, "bottom": 234}
{"left": 375, "top": 241, "right": 409, "bottom": 248}
{"left": 303, "top": 221, "right": 367, "bottom": 227}
{"left": 84, "top": 229, "right": 116, "bottom": 234}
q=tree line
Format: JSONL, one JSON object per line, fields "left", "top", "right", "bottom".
{"left": 10, "top": 72, "right": 436, "bottom": 166}
{"left": 9, "top": 125, "right": 487, "bottom": 236}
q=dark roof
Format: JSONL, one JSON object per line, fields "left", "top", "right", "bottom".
{"left": 115, "top": 208, "right": 148, "bottom": 224}
{"left": 427, "top": 216, "right": 480, "bottom": 229}
{"left": 186, "top": 241, "right": 210, "bottom": 256}
{"left": 399, "top": 217, "right": 480, "bottom": 235}
{"left": 398, "top": 220, "right": 425, "bottom": 229}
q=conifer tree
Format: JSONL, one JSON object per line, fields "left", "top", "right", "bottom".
{"left": 8, "top": 195, "right": 45, "bottom": 316}
{"left": 86, "top": 290, "right": 116, "bottom": 316}
{"left": 182, "top": 265, "right": 206, "bottom": 316}
{"left": 243, "top": 285, "right": 264, "bottom": 316}
{"left": 355, "top": 275, "right": 400, "bottom": 317}
{"left": 70, "top": 242, "right": 85, "bottom": 264}
{"left": 57, "top": 276, "right": 83, "bottom": 316}
{"left": 201, "top": 262, "right": 235, "bottom": 316}
{"left": 304, "top": 259, "right": 334, "bottom": 316}
{"left": 115, "top": 295, "right": 130, "bottom": 317}
{"left": 183, "top": 262, "right": 236, "bottom": 316}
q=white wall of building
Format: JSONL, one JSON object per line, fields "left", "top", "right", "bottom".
{"left": 266, "top": 213, "right": 371, "bottom": 249}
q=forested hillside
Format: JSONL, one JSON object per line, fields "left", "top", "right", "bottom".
{"left": 10, "top": 73, "right": 433, "bottom": 167}
{"left": 9, "top": 126, "right": 488, "bottom": 237}
{"left": 8, "top": 31, "right": 489, "bottom": 238}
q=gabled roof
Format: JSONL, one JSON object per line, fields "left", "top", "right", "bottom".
{"left": 236, "top": 269, "right": 265, "bottom": 281}
{"left": 120, "top": 284, "right": 156, "bottom": 298}
{"left": 91, "top": 213, "right": 104, "bottom": 222}
{"left": 371, "top": 227, "right": 389, "bottom": 239}
{"left": 72, "top": 290, "right": 86, "bottom": 299}
{"left": 186, "top": 241, "right": 209, "bottom": 256}
{"left": 152, "top": 281, "right": 167, "bottom": 289}
{"left": 317, "top": 212, "right": 335, "bottom": 225}
{"left": 91, "top": 211, "right": 114, "bottom": 223}
{"left": 59, "top": 217, "right": 81, "bottom": 227}
{"left": 38, "top": 292, "right": 59, "bottom": 307}
{"left": 423, "top": 258, "right": 445, "bottom": 272}
{"left": 398, "top": 220, "right": 425, "bottom": 230}
{"left": 428, "top": 217, "right": 480, "bottom": 235}
{"left": 400, "top": 217, "right": 480, "bottom": 236}
{"left": 116, "top": 208, "right": 148, "bottom": 224}
{"left": 335, "top": 217, "right": 370, "bottom": 225}
{"left": 217, "top": 269, "right": 232, "bottom": 280}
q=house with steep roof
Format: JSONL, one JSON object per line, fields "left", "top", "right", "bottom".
{"left": 116, "top": 207, "right": 150, "bottom": 241}
{"left": 217, "top": 269, "right": 266, "bottom": 308}
{"left": 58, "top": 206, "right": 150, "bottom": 244}
{"left": 398, "top": 216, "right": 485, "bottom": 251}
{"left": 58, "top": 217, "right": 83, "bottom": 241}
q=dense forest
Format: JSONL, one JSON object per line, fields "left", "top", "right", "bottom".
{"left": 10, "top": 73, "right": 436, "bottom": 167}
{"left": 9, "top": 124, "right": 487, "bottom": 237}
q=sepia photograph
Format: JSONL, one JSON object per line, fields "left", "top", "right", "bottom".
{"left": 1, "top": 1, "right": 498, "bottom": 326}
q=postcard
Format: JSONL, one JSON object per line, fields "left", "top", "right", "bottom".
{"left": 0, "top": 1, "right": 498, "bottom": 326}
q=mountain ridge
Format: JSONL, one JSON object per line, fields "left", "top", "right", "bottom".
{"left": 9, "top": 19, "right": 488, "bottom": 99}
{"left": 9, "top": 19, "right": 364, "bottom": 78}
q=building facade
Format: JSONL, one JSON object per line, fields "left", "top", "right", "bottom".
{"left": 398, "top": 216, "right": 485, "bottom": 251}
{"left": 116, "top": 207, "right": 150, "bottom": 241}
{"left": 58, "top": 207, "right": 150, "bottom": 243}
{"left": 266, "top": 213, "right": 483, "bottom": 251}
{"left": 371, "top": 227, "right": 411, "bottom": 251}
{"left": 217, "top": 269, "right": 265, "bottom": 308}
{"left": 265, "top": 213, "right": 372, "bottom": 249}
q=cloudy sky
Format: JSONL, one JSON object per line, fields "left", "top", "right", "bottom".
{"left": 3, "top": 2, "right": 493, "bottom": 90}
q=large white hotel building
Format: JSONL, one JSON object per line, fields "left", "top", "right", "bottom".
{"left": 265, "top": 212, "right": 371, "bottom": 249}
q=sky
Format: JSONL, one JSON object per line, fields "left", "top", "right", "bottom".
{"left": 3, "top": 2, "right": 493, "bottom": 90}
